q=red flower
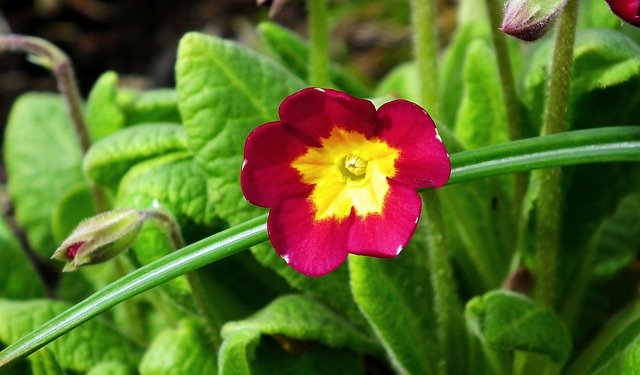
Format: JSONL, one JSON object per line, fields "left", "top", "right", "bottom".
{"left": 241, "top": 88, "right": 451, "bottom": 276}
{"left": 606, "top": 0, "right": 640, "bottom": 26}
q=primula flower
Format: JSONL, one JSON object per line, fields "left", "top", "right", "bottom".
{"left": 241, "top": 88, "right": 451, "bottom": 276}
{"left": 605, "top": 0, "right": 640, "bottom": 26}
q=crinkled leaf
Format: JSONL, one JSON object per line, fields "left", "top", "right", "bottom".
{"left": 465, "top": 291, "right": 572, "bottom": 363}
{"left": 4, "top": 93, "right": 85, "bottom": 257}
{"left": 524, "top": 29, "right": 640, "bottom": 127}
{"left": 0, "top": 217, "right": 45, "bottom": 299}
{"left": 175, "top": 32, "right": 366, "bottom": 327}
{"left": 176, "top": 32, "right": 304, "bottom": 220}
{"left": 219, "top": 294, "right": 378, "bottom": 375}
{"left": 85, "top": 71, "right": 126, "bottom": 141}
{"left": 119, "top": 89, "right": 182, "bottom": 126}
{"left": 51, "top": 183, "right": 96, "bottom": 243}
{"left": 454, "top": 40, "right": 509, "bottom": 149}
{"left": 258, "top": 21, "right": 371, "bottom": 97}
{"left": 139, "top": 319, "right": 217, "bottom": 375}
{"left": 84, "top": 124, "right": 187, "bottom": 188}
{"left": 349, "top": 222, "right": 439, "bottom": 375}
{"left": 0, "top": 299, "right": 141, "bottom": 372}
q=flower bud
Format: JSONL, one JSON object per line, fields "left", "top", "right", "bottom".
{"left": 605, "top": 0, "right": 640, "bottom": 26}
{"left": 51, "top": 209, "right": 146, "bottom": 272}
{"left": 500, "top": 0, "right": 568, "bottom": 41}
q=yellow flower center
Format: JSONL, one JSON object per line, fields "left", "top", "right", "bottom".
{"left": 291, "top": 128, "right": 399, "bottom": 221}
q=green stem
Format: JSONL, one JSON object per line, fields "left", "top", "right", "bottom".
{"left": 410, "top": 0, "right": 440, "bottom": 117}
{"left": 533, "top": 0, "right": 579, "bottom": 309}
{"left": 485, "top": 0, "right": 527, "bottom": 213}
{"left": 147, "top": 210, "right": 225, "bottom": 348}
{"left": 307, "top": 0, "right": 330, "bottom": 87}
{"left": 423, "top": 191, "right": 465, "bottom": 375}
{"left": 0, "top": 34, "right": 107, "bottom": 212}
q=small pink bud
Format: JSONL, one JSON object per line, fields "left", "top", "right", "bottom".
{"left": 51, "top": 209, "right": 146, "bottom": 272}
{"left": 500, "top": 0, "right": 568, "bottom": 41}
{"left": 606, "top": 0, "right": 640, "bottom": 26}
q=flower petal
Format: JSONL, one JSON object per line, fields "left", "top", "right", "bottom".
{"left": 279, "top": 88, "right": 378, "bottom": 144}
{"left": 347, "top": 180, "right": 422, "bottom": 257}
{"left": 268, "top": 195, "right": 351, "bottom": 276}
{"left": 241, "top": 122, "right": 311, "bottom": 207}
{"left": 375, "top": 100, "right": 451, "bottom": 189}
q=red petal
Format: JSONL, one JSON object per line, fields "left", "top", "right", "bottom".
{"left": 241, "top": 122, "right": 312, "bottom": 207}
{"left": 268, "top": 195, "right": 351, "bottom": 276}
{"left": 279, "top": 88, "right": 378, "bottom": 144}
{"left": 375, "top": 100, "right": 451, "bottom": 189}
{"left": 347, "top": 181, "right": 422, "bottom": 257}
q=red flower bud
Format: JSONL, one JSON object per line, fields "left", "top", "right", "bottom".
{"left": 606, "top": 0, "right": 640, "bottom": 26}
{"left": 500, "top": 0, "right": 568, "bottom": 41}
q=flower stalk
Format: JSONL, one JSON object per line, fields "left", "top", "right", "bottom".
{"left": 308, "top": 0, "right": 330, "bottom": 87}
{"left": 146, "top": 210, "right": 224, "bottom": 348}
{"left": 0, "top": 34, "right": 106, "bottom": 212}
{"left": 533, "top": 0, "right": 578, "bottom": 308}
{"left": 410, "top": 0, "right": 440, "bottom": 117}
{"left": 485, "top": 0, "right": 528, "bottom": 214}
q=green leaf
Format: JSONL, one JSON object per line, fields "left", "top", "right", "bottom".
{"left": 4, "top": 93, "right": 85, "bottom": 257}
{"left": 588, "top": 318, "right": 640, "bottom": 374}
{"left": 85, "top": 71, "right": 126, "bottom": 141}
{"left": 349, "top": 223, "right": 439, "bottom": 375}
{"left": 84, "top": 124, "right": 188, "bottom": 188}
{"left": 524, "top": 29, "right": 640, "bottom": 128}
{"left": 139, "top": 319, "right": 217, "bottom": 375}
{"left": 176, "top": 32, "right": 304, "bottom": 221}
{"left": 465, "top": 291, "right": 572, "bottom": 363}
{"left": 0, "top": 216, "right": 45, "bottom": 299}
{"left": 87, "top": 361, "right": 134, "bottom": 375}
{"left": 219, "top": 294, "right": 378, "bottom": 374}
{"left": 454, "top": 40, "right": 509, "bottom": 149}
{"left": 0, "top": 299, "right": 141, "bottom": 372}
{"left": 439, "top": 180, "right": 514, "bottom": 293}
{"left": 51, "top": 183, "right": 97, "bottom": 243}
{"left": 29, "top": 348, "right": 65, "bottom": 375}
{"left": 374, "top": 62, "right": 420, "bottom": 103}
{"left": 572, "top": 30, "right": 640, "bottom": 94}
{"left": 258, "top": 22, "right": 371, "bottom": 97}
{"left": 119, "top": 89, "right": 182, "bottom": 126}
{"left": 440, "top": 22, "right": 491, "bottom": 126}
{"left": 591, "top": 193, "right": 640, "bottom": 279}
{"left": 578, "top": 1, "right": 626, "bottom": 31}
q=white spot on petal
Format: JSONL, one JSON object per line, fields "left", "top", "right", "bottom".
{"left": 314, "top": 87, "right": 325, "bottom": 92}
{"left": 242, "top": 159, "right": 248, "bottom": 170}
{"left": 414, "top": 217, "right": 419, "bottom": 224}
{"left": 435, "top": 129, "right": 442, "bottom": 142}
{"left": 396, "top": 245, "right": 403, "bottom": 255}
{"left": 282, "top": 254, "right": 290, "bottom": 264}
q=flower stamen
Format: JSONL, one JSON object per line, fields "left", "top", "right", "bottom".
{"left": 341, "top": 154, "right": 368, "bottom": 181}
